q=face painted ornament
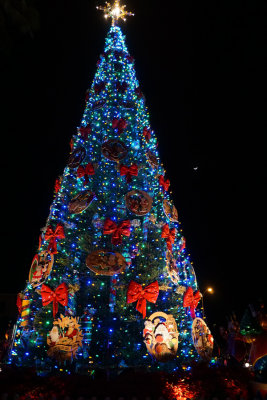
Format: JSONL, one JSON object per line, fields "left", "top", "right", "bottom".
{"left": 165, "top": 251, "right": 180, "bottom": 285}
{"left": 68, "top": 190, "right": 96, "bottom": 214}
{"left": 163, "top": 199, "right": 178, "bottom": 222}
{"left": 47, "top": 314, "right": 83, "bottom": 363}
{"left": 143, "top": 312, "right": 179, "bottom": 362}
{"left": 29, "top": 251, "right": 54, "bottom": 288}
{"left": 125, "top": 190, "right": 153, "bottom": 216}
{"left": 86, "top": 250, "right": 127, "bottom": 276}
{"left": 191, "top": 317, "right": 214, "bottom": 361}
{"left": 101, "top": 139, "right": 128, "bottom": 162}
{"left": 67, "top": 147, "right": 86, "bottom": 169}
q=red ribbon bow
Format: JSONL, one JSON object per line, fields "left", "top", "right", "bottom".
{"left": 103, "top": 218, "right": 131, "bottom": 245}
{"left": 120, "top": 164, "right": 138, "bottom": 183}
{"left": 127, "top": 281, "right": 159, "bottom": 318}
{"left": 41, "top": 283, "right": 68, "bottom": 317}
{"left": 183, "top": 287, "right": 201, "bottom": 319}
{"left": 77, "top": 163, "right": 95, "bottom": 185}
{"left": 16, "top": 294, "right": 22, "bottom": 314}
{"left": 116, "top": 81, "right": 128, "bottom": 93}
{"left": 143, "top": 127, "right": 151, "bottom": 142}
{"left": 94, "top": 81, "right": 106, "bottom": 94}
{"left": 79, "top": 124, "right": 92, "bottom": 140}
{"left": 161, "top": 223, "right": 176, "bottom": 252}
{"left": 44, "top": 224, "right": 65, "bottom": 254}
{"left": 54, "top": 178, "right": 61, "bottom": 194}
{"left": 112, "top": 118, "right": 127, "bottom": 134}
{"left": 159, "top": 175, "right": 170, "bottom": 191}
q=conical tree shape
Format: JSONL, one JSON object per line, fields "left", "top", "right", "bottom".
{"left": 9, "top": 25, "right": 213, "bottom": 373}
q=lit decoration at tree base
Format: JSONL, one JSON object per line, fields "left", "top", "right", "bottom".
{"left": 191, "top": 317, "right": 214, "bottom": 360}
{"left": 47, "top": 315, "right": 83, "bottom": 362}
{"left": 143, "top": 312, "right": 179, "bottom": 362}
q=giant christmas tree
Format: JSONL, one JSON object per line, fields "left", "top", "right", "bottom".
{"left": 9, "top": 1, "right": 213, "bottom": 374}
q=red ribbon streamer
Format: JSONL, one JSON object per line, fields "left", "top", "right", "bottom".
{"left": 77, "top": 163, "right": 95, "bottom": 185}
{"left": 41, "top": 283, "right": 68, "bottom": 318}
{"left": 127, "top": 281, "right": 159, "bottom": 318}
{"left": 112, "top": 118, "right": 127, "bottom": 133}
{"left": 161, "top": 224, "right": 176, "bottom": 252}
{"left": 183, "top": 287, "right": 201, "bottom": 319}
{"left": 143, "top": 127, "right": 151, "bottom": 142}
{"left": 44, "top": 224, "right": 65, "bottom": 254}
{"left": 54, "top": 178, "right": 61, "bottom": 194}
{"left": 159, "top": 175, "right": 170, "bottom": 191}
{"left": 119, "top": 164, "right": 138, "bottom": 183}
{"left": 103, "top": 218, "right": 131, "bottom": 245}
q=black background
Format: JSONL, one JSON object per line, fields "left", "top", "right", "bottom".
{"left": 0, "top": 0, "right": 266, "bottom": 327}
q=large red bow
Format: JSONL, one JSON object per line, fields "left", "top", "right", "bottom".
{"left": 41, "top": 283, "right": 68, "bottom": 317}
{"left": 161, "top": 224, "right": 176, "bottom": 252}
{"left": 159, "top": 175, "right": 170, "bottom": 191}
{"left": 127, "top": 281, "right": 159, "bottom": 318}
{"left": 183, "top": 287, "right": 201, "bottom": 319}
{"left": 120, "top": 164, "right": 138, "bottom": 183}
{"left": 94, "top": 81, "right": 106, "bottom": 94}
{"left": 45, "top": 224, "right": 65, "bottom": 254}
{"left": 143, "top": 127, "right": 151, "bottom": 142}
{"left": 103, "top": 218, "right": 131, "bottom": 245}
{"left": 112, "top": 118, "right": 127, "bottom": 134}
{"left": 77, "top": 163, "right": 95, "bottom": 185}
{"left": 116, "top": 81, "right": 128, "bottom": 93}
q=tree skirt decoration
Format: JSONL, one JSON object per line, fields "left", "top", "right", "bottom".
{"left": 68, "top": 190, "right": 96, "bottom": 214}
{"left": 191, "top": 317, "right": 214, "bottom": 361}
{"left": 47, "top": 314, "right": 83, "bottom": 363}
{"left": 125, "top": 190, "right": 153, "bottom": 216}
{"left": 101, "top": 139, "right": 128, "bottom": 162}
{"left": 67, "top": 147, "right": 86, "bottom": 169}
{"left": 86, "top": 249, "right": 127, "bottom": 276}
{"left": 29, "top": 251, "right": 54, "bottom": 288}
{"left": 146, "top": 150, "right": 158, "bottom": 169}
{"left": 163, "top": 199, "right": 178, "bottom": 222}
{"left": 143, "top": 312, "right": 179, "bottom": 362}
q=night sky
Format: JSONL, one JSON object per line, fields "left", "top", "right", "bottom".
{"left": 0, "top": 0, "right": 266, "bottom": 328}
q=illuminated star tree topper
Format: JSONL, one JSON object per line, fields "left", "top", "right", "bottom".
{"left": 97, "top": 0, "right": 134, "bottom": 26}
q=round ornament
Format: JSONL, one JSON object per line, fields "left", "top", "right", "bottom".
{"left": 191, "top": 317, "right": 214, "bottom": 361}
{"left": 146, "top": 150, "right": 158, "bottom": 169}
{"left": 92, "top": 99, "right": 106, "bottom": 110}
{"left": 163, "top": 199, "right": 178, "bottom": 222}
{"left": 68, "top": 147, "right": 86, "bottom": 169}
{"left": 68, "top": 190, "right": 96, "bottom": 214}
{"left": 101, "top": 139, "right": 128, "bottom": 162}
{"left": 125, "top": 190, "right": 153, "bottom": 216}
{"left": 86, "top": 250, "right": 127, "bottom": 276}
{"left": 29, "top": 251, "right": 54, "bottom": 288}
{"left": 47, "top": 315, "right": 83, "bottom": 363}
{"left": 143, "top": 312, "right": 179, "bottom": 362}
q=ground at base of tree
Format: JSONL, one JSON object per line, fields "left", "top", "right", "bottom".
{"left": 0, "top": 364, "right": 265, "bottom": 400}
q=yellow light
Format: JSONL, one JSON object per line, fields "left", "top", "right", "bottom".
{"left": 207, "top": 287, "right": 214, "bottom": 293}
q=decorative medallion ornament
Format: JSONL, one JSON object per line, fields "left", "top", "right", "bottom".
{"left": 125, "top": 190, "right": 153, "bottom": 216}
{"left": 101, "top": 139, "right": 128, "bottom": 162}
{"left": 47, "top": 314, "right": 83, "bottom": 363}
{"left": 86, "top": 249, "right": 127, "bottom": 275}
{"left": 191, "top": 317, "right": 214, "bottom": 361}
{"left": 163, "top": 199, "right": 178, "bottom": 222}
{"left": 68, "top": 190, "right": 96, "bottom": 214}
{"left": 143, "top": 312, "right": 179, "bottom": 362}
{"left": 165, "top": 251, "right": 179, "bottom": 284}
{"left": 146, "top": 150, "right": 158, "bottom": 169}
{"left": 68, "top": 147, "right": 86, "bottom": 169}
{"left": 29, "top": 251, "right": 54, "bottom": 288}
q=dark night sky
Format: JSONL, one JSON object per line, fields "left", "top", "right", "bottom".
{"left": 0, "top": 0, "right": 266, "bottom": 327}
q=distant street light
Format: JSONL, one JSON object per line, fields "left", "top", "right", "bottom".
{"left": 201, "top": 287, "right": 214, "bottom": 319}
